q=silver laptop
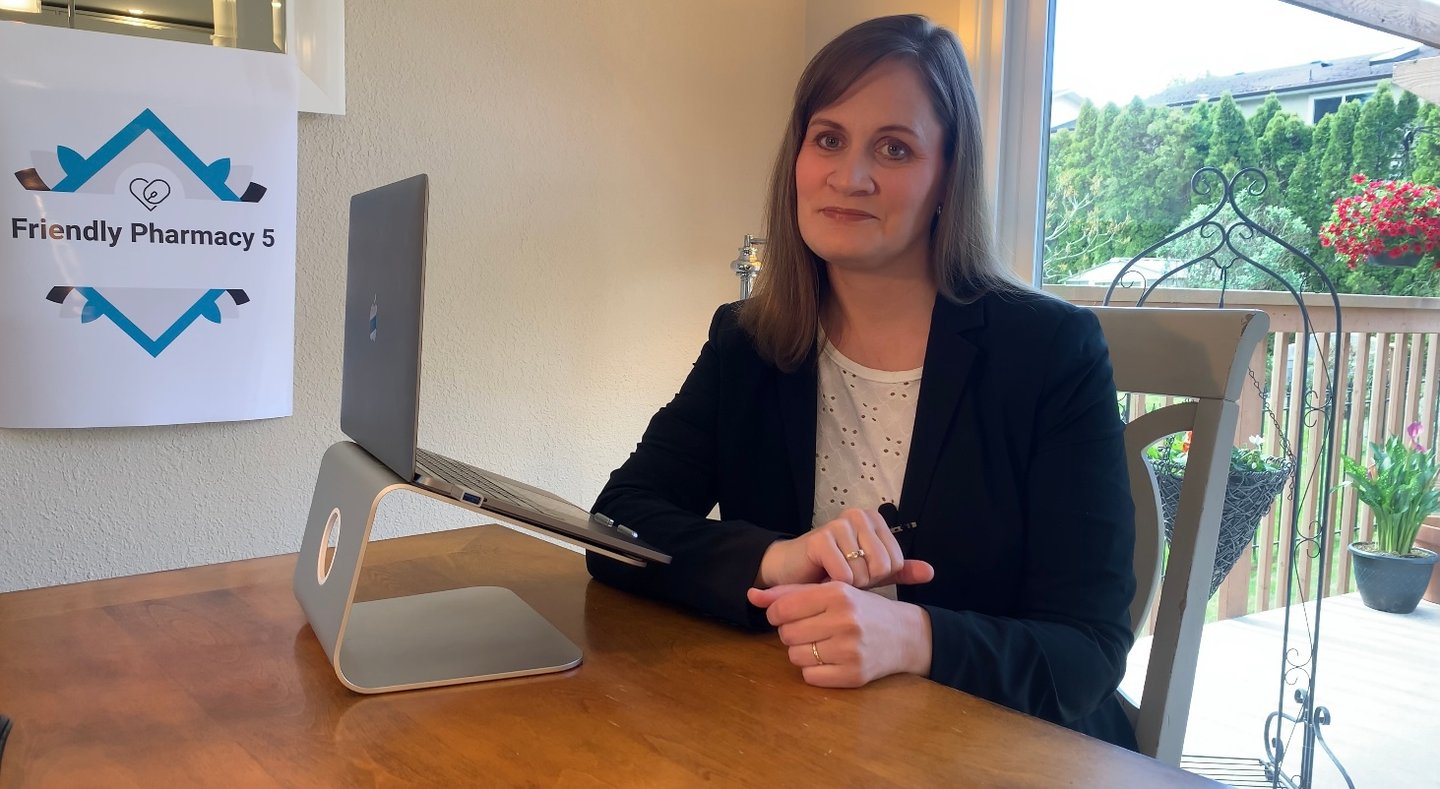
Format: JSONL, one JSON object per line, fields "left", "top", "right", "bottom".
{"left": 340, "top": 174, "right": 668, "bottom": 567}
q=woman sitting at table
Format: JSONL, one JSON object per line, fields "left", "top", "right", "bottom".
{"left": 586, "top": 14, "right": 1137, "bottom": 749}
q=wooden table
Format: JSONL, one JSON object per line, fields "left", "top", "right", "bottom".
{"left": 0, "top": 526, "right": 1218, "bottom": 787}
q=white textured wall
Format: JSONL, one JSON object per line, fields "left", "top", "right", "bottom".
{"left": 805, "top": 0, "right": 966, "bottom": 56}
{"left": 0, "top": 0, "right": 806, "bottom": 592}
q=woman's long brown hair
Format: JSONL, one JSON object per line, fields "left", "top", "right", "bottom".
{"left": 739, "top": 14, "right": 1024, "bottom": 372}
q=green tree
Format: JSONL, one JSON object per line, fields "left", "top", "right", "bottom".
{"left": 1061, "top": 101, "right": 1102, "bottom": 174}
{"left": 1188, "top": 100, "right": 1213, "bottom": 167}
{"left": 1044, "top": 102, "right": 1108, "bottom": 277}
{"left": 1149, "top": 107, "right": 1203, "bottom": 217}
{"left": 1162, "top": 196, "right": 1315, "bottom": 291}
{"left": 1259, "top": 111, "right": 1312, "bottom": 200}
{"left": 1094, "top": 98, "right": 1181, "bottom": 257}
{"left": 1285, "top": 113, "right": 1333, "bottom": 231}
{"left": 1396, "top": 88, "right": 1420, "bottom": 131}
{"left": 1043, "top": 168, "right": 1123, "bottom": 283}
{"left": 1097, "top": 101, "right": 1122, "bottom": 147}
{"left": 1040, "top": 83, "right": 1440, "bottom": 296}
{"left": 1352, "top": 81, "right": 1400, "bottom": 180}
{"left": 1095, "top": 98, "right": 1157, "bottom": 216}
{"left": 1206, "top": 93, "right": 1259, "bottom": 174}
{"left": 1408, "top": 102, "right": 1440, "bottom": 185}
{"left": 1247, "top": 94, "right": 1284, "bottom": 142}
{"left": 1318, "top": 99, "right": 1362, "bottom": 202}
{"left": 1312, "top": 104, "right": 1362, "bottom": 294}
{"left": 1334, "top": 260, "right": 1440, "bottom": 296}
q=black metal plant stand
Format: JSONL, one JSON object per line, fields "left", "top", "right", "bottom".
{"left": 1103, "top": 167, "right": 1354, "bottom": 789}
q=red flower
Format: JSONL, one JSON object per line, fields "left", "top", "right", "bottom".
{"left": 1321, "top": 175, "right": 1440, "bottom": 267}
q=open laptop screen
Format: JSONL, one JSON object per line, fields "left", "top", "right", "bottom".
{"left": 339, "top": 174, "right": 428, "bottom": 481}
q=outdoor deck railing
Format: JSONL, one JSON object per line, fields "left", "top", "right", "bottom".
{"left": 1059, "top": 285, "right": 1440, "bottom": 623}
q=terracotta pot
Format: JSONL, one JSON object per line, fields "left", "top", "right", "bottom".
{"left": 1415, "top": 522, "right": 1440, "bottom": 605}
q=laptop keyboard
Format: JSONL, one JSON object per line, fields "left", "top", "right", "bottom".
{"left": 415, "top": 449, "right": 536, "bottom": 510}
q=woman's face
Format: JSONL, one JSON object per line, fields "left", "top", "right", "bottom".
{"left": 795, "top": 59, "right": 947, "bottom": 278}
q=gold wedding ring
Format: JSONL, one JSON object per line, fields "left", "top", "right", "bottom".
{"left": 844, "top": 548, "right": 866, "bottom": 561}
{"left": 810, "top": 642, "right": 826, "bottom": 666}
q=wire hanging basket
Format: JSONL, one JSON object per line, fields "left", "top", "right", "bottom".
{"left": 1148, "top": 456, "right": 1293, "bottom": 598}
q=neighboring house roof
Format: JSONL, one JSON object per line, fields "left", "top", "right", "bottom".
{"left": 1049, "top": 88, "right": 1089, "bottom": 130}
{"left": 1064, "top": 257, "right": 1189, "bottom": 288}
{"left": 1147, "top": 45, "right": 1440, "bottom": 108}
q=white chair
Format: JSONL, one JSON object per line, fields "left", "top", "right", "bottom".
{"left": 1088, "top": 306, "right": 1271, "bottom": 766}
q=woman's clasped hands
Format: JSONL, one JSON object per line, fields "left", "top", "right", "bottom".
{"left": 747, "top": 508, "right": 935, "bottom": 687}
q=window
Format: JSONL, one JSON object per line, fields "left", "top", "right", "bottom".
{"left": 0, "top": 0, "right": 346, "bottom": 113}
{"left": 0, "top": 0, "right": 286, "bottom": 54}
{"left": 1312, "top": 91, "right": 1374, "bottom": 122}
{"left": 1043, "top": 0, "right": 1438, "bottom": 296}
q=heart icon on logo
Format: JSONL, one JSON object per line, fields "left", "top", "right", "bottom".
{"left": 129, "top": 178, "right": 171, "bottom": 211}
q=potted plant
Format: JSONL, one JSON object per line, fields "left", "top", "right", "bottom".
{"left": 1147, "top": 434, "right": 1291, "bottom": 598}
{"left": 1319, "top": 173, "right": 1440, "bottom": 269}
{"left": 1341, "top": 422, "right": 1440, "bottom": 614}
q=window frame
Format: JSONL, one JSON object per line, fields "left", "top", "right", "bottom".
{"left": 1308, "top": 87, "right": 1376, "bottom": 122}
{"left": 980, "top": 0, "right": 1055, "bottom": 286}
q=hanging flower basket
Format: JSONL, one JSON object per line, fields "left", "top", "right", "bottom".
{"left": 1319, "top": 174, "right": 1440, "bottom": 270}
{"left": 1365, "top": 249, "right": 1425, "bottom": 268}
{"left": 1147, "top": 455, "right": 1292, "bottom": 599}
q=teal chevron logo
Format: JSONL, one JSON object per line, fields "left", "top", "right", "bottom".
{"left": 46, "top": 286, "right": 251, "bottom": 358}
{"left": 14, "top": 108, "right": 267, "bottom": 203}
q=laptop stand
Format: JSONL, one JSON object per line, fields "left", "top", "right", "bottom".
{"left": 293, "top": 441, "right": 582, "bottom": 693}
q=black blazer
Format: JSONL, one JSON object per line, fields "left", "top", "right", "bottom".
{"left": 587, "top": 290, "right": 1138, "bottom": 749}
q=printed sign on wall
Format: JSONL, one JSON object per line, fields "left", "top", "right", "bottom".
{"left": 0, "top": 23, "right": 297, "bottom": 427}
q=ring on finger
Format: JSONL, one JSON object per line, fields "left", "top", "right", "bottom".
{"left": 844, "top": 548, "right": 866, "bottom": 561}
{"left": 810, "top": 642, "right": 826, "bottom": 666}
